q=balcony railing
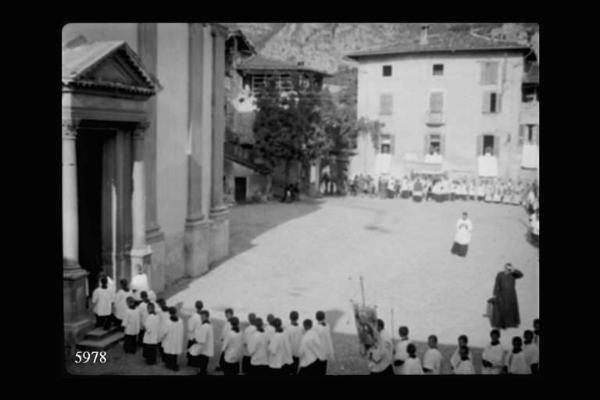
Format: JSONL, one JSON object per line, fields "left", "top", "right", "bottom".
{"left": 426, "top": 111, "right": 445, "bottom": 126}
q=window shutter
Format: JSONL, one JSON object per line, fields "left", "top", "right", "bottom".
{"left": 494, "top": 135, "right": 501, "bottom": 157}
{"left": 390, "top": 135, "right": 396, "bottom": 155}
{"left": 482, "top": 91, "right": 491, "bottom": 113}
{"left": 533, "top": 125, "right": 539, "bottom": 145}
{"left": 440, "top": 134, "right": 446, "bottom": 156}
{"left": 424, "top": 134, "right": 430, "bottom": 156}
{"left": 380, "top": 94, "right": 393, "bottom": 115}
{"left": 518, "top": 125, "right": 525, "bottom": 146}
{"left": 477, "top": 134, "right": 483, "bottom": 156}
{"left": 430, "top": 92, "right": 443, "bottom": 113}
{"left": 496, "top": 92, "right": 502, "bottom": 113}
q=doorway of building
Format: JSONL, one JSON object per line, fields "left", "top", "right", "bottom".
{"left": 483, "top": 135, "right": 496, "bottom": 155}
{"left": 235, "top": 177, "right": 247, "bottom": 203}
{"left": 76, "top": 129, "right": 110, "bottom": 293}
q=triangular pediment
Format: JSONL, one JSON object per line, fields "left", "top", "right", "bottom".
{"left": 63, "top": 40, "right": 161, "bottom": 97}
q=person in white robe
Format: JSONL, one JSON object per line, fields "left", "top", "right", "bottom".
{"left": 451, "top": 212, "right": 473, "bottom": 257}
{"left": 241, "top": 313, "right": 257, "bottom": 374}
{"left": 130, "top": 265, "right": 150, "bottom": 301}
{"left": 248, "top": 317, "right": 269, "bottom": 375}
{"left": 285, "top": 311, "right": 303, "bottom": 375}
{"left": 367, "top": 319, "right": 394, "bottom": 375}
{"left": 190, "top": 310, "right": 214, "bottom": 375}
{"left": 91, "top": 277, "right": 114, "bottom": 330}
{"left": 136, "top": 291, "right": 156, "bottom": 346}
{"left": 142, "top": 303, "right": 160, "bottom": 365}
{"left": 221, "top": 316, "right": 243, "bottom": 375}
{"left": 155, "top": 298, "right": 169, "bottom": 361}
{"left": 113, "top": 279, "right": 130, "bottom": 330}
{"left": 298, "top": 319, "right": 325, "bottom": 376}
{"left": 161, "top": 307, "right": 184, "bottom": 371}
{"left": 403, "top": 343, "right": 424, "bottom": 374}
{"left": 454, "top": 346, "right": 476, "bottom": 374}
{"left": 186, "top": 300, "right": 203, "bottom": 367}
{"left": 450, "top": 335, "right": 471, "bottom": 372}
{"left": 423, "top": 335, "right": 443, "bottom": 374}
{"left": 267, "top": 318, "right": 288, "bottom": 375}
{"left": 504, "top": 336, "right": 529, "bottom": 374}
{"left": 482, "top": 329, "right": 506, "bottom": 374}
{"left": 523, "top": 330, "right": 539, "bottom": 374}
{"left": 314, "top": 311, "right": 335, "bottom": 375}
{"left": 216, "top": 307, "right": 233, "bottom": 372}
{"left": 393, "top": 326, "right": 412, "bottom": 374}
{"left": 122, "top": 297, "right": 140, "bottom": 354}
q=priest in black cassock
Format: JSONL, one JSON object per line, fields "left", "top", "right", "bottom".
{"left": 490, "top": 263, "right": 523, "bottom": 329}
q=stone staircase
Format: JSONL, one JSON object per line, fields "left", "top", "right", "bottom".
{"left": 76, "top": 326, "right": 125, "bottom": 351}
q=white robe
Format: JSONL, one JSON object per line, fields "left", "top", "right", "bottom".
{"left": 506, "top": 351, "right": 529, "bottom": 374}
{"left": 285, "top": 324, "right": 303, "bottom": 358}
{"left": 248, "top": 331, "right": 269, "bottom": 366}
{"left": 123, "top": 307, "right": 141, "bottom": 336}
{"left": 450, "top": 348, "right": 471, "bottom": 371}
{"left": 393, "top": 339, "right": 411, "bottom": 374}
{"left": 191, "top": 322, "right": 214, "bottom": 357}
{"left": 222, "top": 330, "right": 244, "bottom": 364}
{"left": 314, "top": 323, "right": 335, "bottom": 361}
{"left": 113, "top": 289, "right": 131, "bottom": 321}
{"left": 130, "top": 273, "right": 150, "bottom": 300}
{"left": 403, "top": 357, "right": 424, "bottom": 375}
{"left": 423, "top": 348, "right": 443, "bottom": 374}
{"left": 92, "top": 287, "right": 114, "bottom": 317}
{"left": 143, "top": 314, "right": 160, "bottom": 344}
{"left": 454, "top": 218, "right": 473, "bottom": 245}
{"left": 162, "top": 318, "right": 184, "bottom": 355}
{"left": 187, "top": 313, "right": 201, "bottom": 341}
{"left": 299, "top": 329, "right": 324, "bottom": 368}
{"left": 455, "top": 359, "right": 475, "bottom": 374}
{"left": 482, "top": 343, "right": 506, "bottom": 374}
{"left": 523, "top": 343, "right": 539, "bottom": 372}
{"left": 268, "top": 331, "right": 287, "bottom": 369}
{"left": 242, "top": 325, "right": 257, "bottom": 357}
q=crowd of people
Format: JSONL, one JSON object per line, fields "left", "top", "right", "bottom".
{"left": 90, "top": 274, "right": 539, "bottom": 375}
{"left": 90, "top": 275, "right": 335, "bottom": 375}
{"left": 364, "top": 320, "right": 539, "bottom": 375}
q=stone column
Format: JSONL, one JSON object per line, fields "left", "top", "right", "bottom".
{"left": 184, "top": 23, "right": 211, "bottom": 277}
{"left": 209, "top": 24, "right": 230, "bottom": 265}
{"left": 62, "top": 120, "right": 93, "bottom": 348}
{"left": 138, "top": 23, "right": 165, "bottom": 293}
{"left": 130, "top": 122, "right": 152, "bottom": 280}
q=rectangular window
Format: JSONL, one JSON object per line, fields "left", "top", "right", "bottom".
{"left": 380, "top": 93, "right": 393, "bottom": 115}
{"left": 482, "top": 91, "right": 502, "bottom": 113}
{"left": 433, "top": 64, "right": 444, "bottom": 76}
{"left": 383, "top": 65, "right": 392, "bottom": 77}
{"left": 480, "top": 61, "right": 499, "bottom": 85}
{"left": 380, "top": 134, "right": 392, "bottom": 153}
{"left": 483, "top": 135, "right": 496, "bottom": 156}
{"left": 429, "top": 91, "right": 444, "bottom": 113}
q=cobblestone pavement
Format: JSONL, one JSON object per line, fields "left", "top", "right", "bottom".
{"left": 67, "top": 196, "right": 538, "bottom": 375}
{"left": 170, "top": 196, "right": 539, "bottom": 351}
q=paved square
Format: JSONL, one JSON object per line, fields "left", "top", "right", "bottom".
{"left": 169, "top": 197, "right": 539, "bottom": 352}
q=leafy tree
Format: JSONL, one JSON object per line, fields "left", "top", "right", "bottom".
{"left": 253, "top": 73, "right": 328, "bottom": 189}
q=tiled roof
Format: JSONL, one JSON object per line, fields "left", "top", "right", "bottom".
{"left": 346, "top": 31, "right": 530, "bottom": 60}
{"left": 523, "top": 63, "right": 539, "bottom": 84}
{"left": 62, "top": 38, "right": 161, "bottom": 93}
{"left": 237, "top": 54, "right": 331, "bottom": 77}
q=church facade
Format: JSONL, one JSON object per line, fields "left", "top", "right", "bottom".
{"left": 62, "top": 23, "right": 230, "bottom": 344}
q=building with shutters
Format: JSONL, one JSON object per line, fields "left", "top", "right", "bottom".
{"left": 346, "top": 25, "right": 539, "bottom": 181}
{"left": 62, "top": 23, "right": 230, "bottom": 346}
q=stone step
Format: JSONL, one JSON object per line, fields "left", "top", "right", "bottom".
{"left": 76, "top": 332, "right": 125, "bottom": 351}
{"left": 84, "top": 326, "right": 120, "bottom": 340}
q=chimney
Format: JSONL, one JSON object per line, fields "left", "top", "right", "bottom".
{"left": 420, "top": 24, "right": 429, "bottom": 45}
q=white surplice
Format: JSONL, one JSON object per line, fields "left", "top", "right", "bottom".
{"left": 299, "top": 329, "right": 325, "bottom": 368}
{"left": 222, "top": 330, "right": 244, "bottom": 364}
{"left": 162, "top": 318, "right": 184, "bottom": 355}
{"left": 314, "top": 322, "right": 335, "bottom": 361}
{"left": 423, "top": 348, "right": 443, "bottom": 374}
{"left": 143, "top": 313, "right": 160, "bottom": 344}
{"left": 92, "top": 286, "right": 114, "bottom": 317}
